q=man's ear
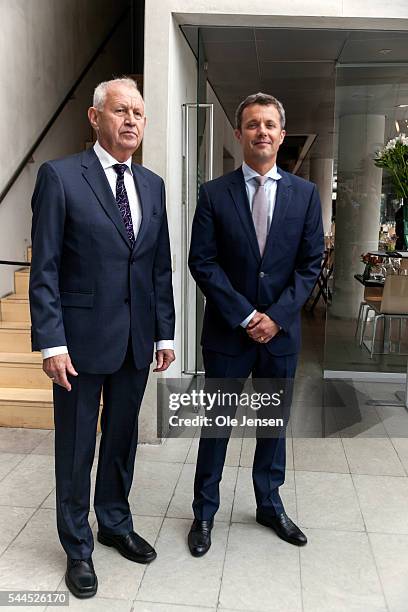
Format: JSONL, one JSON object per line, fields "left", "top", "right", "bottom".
{"left": 234, "top": 128, "right": 242, "bottom": 142}
{"left": 88, "top": 107, "right": 99, "bottom": 131}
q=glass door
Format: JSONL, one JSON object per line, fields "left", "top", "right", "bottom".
{"left": 182, "top": 28, "right": 213, "bottom": 375}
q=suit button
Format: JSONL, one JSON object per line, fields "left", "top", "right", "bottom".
{"left": 259, "top": 272, "right": 265, "bottom": 278}
{"left": 131, "top": 259, "right": 135, "bottom": 264}
{"left": 124, "top": 298, "right": 129, "bottom": 304}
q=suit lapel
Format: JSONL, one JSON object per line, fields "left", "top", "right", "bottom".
{"left": 132, "top": 164, "right": 152, "bottom": 253}
{"left": 262, "top": 169, "right": 292, "bottom": 259}
{"left": 228, "top": 168, "right": 261, "bottom": 262}
{"left": 81, "top": 148, "right": 131, "bottom": 248}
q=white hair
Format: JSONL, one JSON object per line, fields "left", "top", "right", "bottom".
{"left": 93, "top": 77, "right": 140, "bottom": 110}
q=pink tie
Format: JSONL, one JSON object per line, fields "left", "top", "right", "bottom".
{"left": 252, "top": 176, "right": 268, "bottom": 256}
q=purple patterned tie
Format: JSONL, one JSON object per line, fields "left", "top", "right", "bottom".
{"left": 113, "top": 164, "right": 135, "bottom": 247}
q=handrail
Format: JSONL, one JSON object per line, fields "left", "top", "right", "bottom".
{"left": 0, "top": 4, "right": 131, "bottom": 206}
{"left": 0, "top": 261, "right": 30, "bottom": 267}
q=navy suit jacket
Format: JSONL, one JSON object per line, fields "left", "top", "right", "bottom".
{"left": 29, "top": 147, "right": 175, "bottom": 373}
{"left": 188, "top": 166, "right": 324, "bottom": 356}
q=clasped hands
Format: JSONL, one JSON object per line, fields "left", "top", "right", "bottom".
{"left": 246, "top": 311, "right": 280, "bottom": 344}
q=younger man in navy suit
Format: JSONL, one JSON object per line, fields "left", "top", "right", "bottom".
{"left": 188, "top": 93, "right": 323, "bottom": 556}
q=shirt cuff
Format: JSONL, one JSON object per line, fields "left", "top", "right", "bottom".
{"left": 156, "top": 340, "right": 174, "bottom": 351}
{"left": 41, "top": 346, "right": 68, "bottom": 359}
{"left": 240, "top": 310, "right": 257, "bottom": 328}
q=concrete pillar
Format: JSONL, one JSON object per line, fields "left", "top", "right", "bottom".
{"left": 297, "top": 157, "right": 310, "bottom": 180}
{"left": 331, "top": 114, "right": 385, "bottom": 318}
{"left": 310, "top": 158, "right": 334, "bottom": 235}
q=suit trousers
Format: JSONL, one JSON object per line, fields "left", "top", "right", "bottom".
{"left": 53, "top": 339, "right": 149, "bottom": 559}
{"left": 193, "top": 345, "right": 297, "bottom": 521}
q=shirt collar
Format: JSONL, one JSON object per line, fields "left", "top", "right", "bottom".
{"left": 93, "top": 141, "right": 133, "bottom": 175}
{"left": 242, "top": 161, "right": 281, "bottom": 183}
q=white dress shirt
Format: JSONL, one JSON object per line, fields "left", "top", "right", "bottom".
{"left": 240, "top": 162, "right": 282, "bottom": 328}
{"left": 41, "top": 141, "right": 174, "bottom": 359}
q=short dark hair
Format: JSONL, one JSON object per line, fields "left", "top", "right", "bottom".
{"left": 235, "top": 92, "right": 286, "bottom": 130}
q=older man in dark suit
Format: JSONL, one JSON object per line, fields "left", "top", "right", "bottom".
{"left": 29, "top": 78, "right": 175, "bottom": 597}
{"left": 188, "top": 92, "right": 324, "bottom": 556}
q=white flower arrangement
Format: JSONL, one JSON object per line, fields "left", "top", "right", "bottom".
{"left": 375, "top": 133, "right": 408, "bottom": 198}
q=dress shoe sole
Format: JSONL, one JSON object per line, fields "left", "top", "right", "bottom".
{"left": 97, "top": 533, "right": 157, "bottom": 564}
{"left": 65, "top": 573, "right": 97, "bottom": 599}
{"left": 256, "top": 517, "right": 307, "bottom": 546}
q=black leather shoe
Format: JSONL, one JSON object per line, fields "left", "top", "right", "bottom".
{"left": 97, "top": 530, "right": 157, "bottom": 564}
{"left": 256, "top": 510, "right": 307, "bottom": 546}
{"left": 65, "top": 558, "right": 97, "bottom": 599}
{"left": 188, "top": 519, "right": 214, "bottom": 557}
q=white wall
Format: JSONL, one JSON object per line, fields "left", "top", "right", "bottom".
{"left": 0, "top": 0, "right": 128, "bottom": 191}
{"left": 0, "top": 1, "right": 130, "bottom": 297}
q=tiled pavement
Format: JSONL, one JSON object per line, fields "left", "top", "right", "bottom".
{"left": 1, "top": 394, "right": 408, "bottom": 612}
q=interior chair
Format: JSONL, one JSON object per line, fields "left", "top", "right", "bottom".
{"left": 355, "top": 286, "right": 383, "bottom": 346}
{"left": 362, "top": 274, "right": 408, "bottom": 357}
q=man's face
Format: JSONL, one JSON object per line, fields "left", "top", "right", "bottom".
{"left": 235, "top": 103, "right": 286, "bottom": 169}
{"left": 88, "top": 83, "right": 146, "bottom": 161}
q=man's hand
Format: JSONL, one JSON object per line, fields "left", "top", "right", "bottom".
{"left": 246, "top": 312, "right": 280, "bottom": 344}
{"left": 43, "top": 354, "right": 78, "bottom": 391}
{"left": 154, "top": 349, "right": 176, "bottom": 372}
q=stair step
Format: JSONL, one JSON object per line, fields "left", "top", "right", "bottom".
{"left": 0, "top": 387, "right": 53, "bottom": 428}
{"left": 0, "top": 352, "right": 50, "bottom": 389}
{"left": 0, "top": 386, "right": 102, "bottom": 430}
{"left": 0, "top": 322, "right": 31, "bottom": 352}
{"left": 0, "top": 295, "right": 30, "bottom": 322}
{"left": 14, "top": 268, "right": 30, "bottom": 295}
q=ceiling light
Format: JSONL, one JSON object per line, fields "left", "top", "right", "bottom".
{"left": 379, "top": 49, "right": 392, "bottom": 55}
{"left": 396, "top": 104, "right": 408, "bottom": 108}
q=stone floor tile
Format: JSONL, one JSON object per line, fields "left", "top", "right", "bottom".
{"left": 0, "top": 506, "right": 36, "bottom": 555}
{"left": 301, "top": 529, "right": 386, "bottom": 611}
{"left": 296, "top": 471, "right": 364, "bottom": 531}
{"left": 0, "top": 452, "right": 26, "bottom": 480}
{"left": 219, "top": 522, "right": 301, "bottom": 611}
{"left": 391, "top": 437, "right": 408, "bottom": 474}
{"left": 293, "top": 438, "right": 349, "bottom": 473}
{"left": 0, "top": 455, "right": 55, "bottom": 508}
{"left": 0, "top": 509, "right": 64, "bottom": 591}
{"left": 342, "top": 438, "right": 405, "bottom": 476}
{"left": 137, "top": 437, "right": 193, "bottom": 464}
{"left": 136, "top": 518, "right": 227, "bottom": 607}
{"left": 128, "top": 461, "right": 183, "bottom": 516}
{"left": 186, "top": 435, "right": 243, "bottom": 467}
{"left": 369, "top": 532, "right": 408, "bottom": 612}
{"left": 0, "top": 428, "right": 50, "bottom": 454}
{"left": 353, "top": 474, "right": 408, "bottom": 533}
